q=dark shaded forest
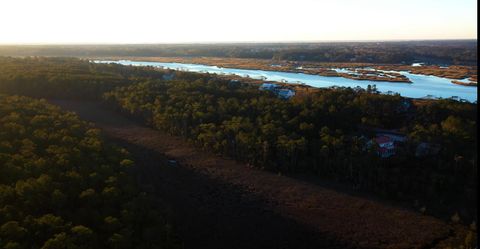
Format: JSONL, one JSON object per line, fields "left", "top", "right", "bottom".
{"left": 0, "top": 95, "right": 180, "bottom": 248}
{"left": 103, "top": 77, "right": 477, "bottom": 223}
{"left": 0, "top": 40, "right": 477, "bottom": 65}
{"left": 0, "top": 57, "right": 477, "bottom": 247}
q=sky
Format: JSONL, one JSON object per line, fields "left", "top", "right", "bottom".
{"left": 0, "top": 0, "right": 477, "bottom": 44}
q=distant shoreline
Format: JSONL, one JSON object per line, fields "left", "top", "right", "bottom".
{"left": 90, "top": 56, "right": 476, "bottom": 85}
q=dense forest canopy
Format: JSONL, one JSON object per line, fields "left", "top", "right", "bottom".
{"left": 104, "top": 76, "right": 477, "bottom": 223}
{"left": 0, "top": 56, "right": 477, "bottom": 229}
{"left": 0, "top": 40, "right": 477, "bottom": 65}
{"left": 0, "top": 57, "right": 164, "bottom": 99}
{"left": 0, "top": 95, "right": 179, "bottom": 249}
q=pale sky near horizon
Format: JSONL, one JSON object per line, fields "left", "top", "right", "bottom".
{"left": 0, "top": 0, "right": 477, "bottom": 44}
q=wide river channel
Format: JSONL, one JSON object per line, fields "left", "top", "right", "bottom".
{"left": 95, "top": 60, "right": 477, "bottom": 102}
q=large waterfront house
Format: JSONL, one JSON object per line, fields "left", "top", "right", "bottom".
{"left": 374, "top": 135, "right": 396, "bottom": 158}
{"left": 277, "top": 89, "right": 296, "bottom": 99}
{"left": 259, "top": 83, "right": 279, "bottom": 91}
{"left": 259, "top": 83, "right": 295, "bottom": 99}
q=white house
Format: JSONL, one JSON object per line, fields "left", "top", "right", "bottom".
{"left": 259, "top": 83, "right": 279, "bottom": 91}
{"left": 277, "top": 89, "right": 295, "bottom": 99}
{"left": 259, "top": 83, "right": 295, "bottom": 100}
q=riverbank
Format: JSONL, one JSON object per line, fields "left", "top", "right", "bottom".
{"left": 89, "top": 56, "right": 414, "bottom": 83}
{"left": 452, "top": 80, "right": 477, "bottom": 87}
{"left": 88, "top": 56, "right": 476, "bottom": 84}
{"left": 93, "top": 59, "right": 478, "bottom": 102}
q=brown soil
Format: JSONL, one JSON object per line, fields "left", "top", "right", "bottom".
{"left": 451, "top": 80, "right": 477, "bottom": 87}
{"left": 51, "top": 99, "right": 455, "bottom": 249}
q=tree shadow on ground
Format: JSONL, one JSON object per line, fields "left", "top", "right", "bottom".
{"left": 112, "top": 138, "right": 355, "bottom": 249}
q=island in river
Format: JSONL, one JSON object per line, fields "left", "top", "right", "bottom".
{"left": 93, "top": 59, "right": 478, "bottom": 102}
{"left": 90, "top": 56, "right": 477, "bottom": 85}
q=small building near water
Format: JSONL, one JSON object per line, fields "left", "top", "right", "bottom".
{"left": 259, "top": 83, "right": 296, "bottom": 100}
{"left": 277, "top": 89, "right": 295, "bottom": 99}
{"left": 259, "top": 83, "right": 279, "bottom": 91}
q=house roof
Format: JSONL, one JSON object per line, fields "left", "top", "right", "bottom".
{"left": 261, "top": 83, "right": 277, "bottom": 87}
{"left": 278, "top": 89, "right": 294, "bottom": 94}
{"left": 375, "top": 136, "right": 392, "bottom": 144}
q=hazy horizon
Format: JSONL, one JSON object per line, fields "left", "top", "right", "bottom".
{"left": 0, "top": 0, "right": 477, "bottom": 44}
{"left": 0, "top": 38, "right": 477, "bottom": 46}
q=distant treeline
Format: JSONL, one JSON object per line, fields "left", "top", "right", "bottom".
{"left": 0, "top": 57, "right": 164, "bottom": 99}
{"left": 0, "top": 40, "right": 477, "bottom": 65}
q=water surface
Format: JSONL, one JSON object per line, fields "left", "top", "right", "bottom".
{"left": 95, "top": 60, "right": 477, "bottom": 102}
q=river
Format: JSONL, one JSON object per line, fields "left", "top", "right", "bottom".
{"left": 95, "top": 60, "right": 477, "bottom": 102}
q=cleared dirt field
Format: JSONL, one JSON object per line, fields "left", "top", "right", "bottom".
{"left": 51, "top": 99, "right": 454, "bottom": 249}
